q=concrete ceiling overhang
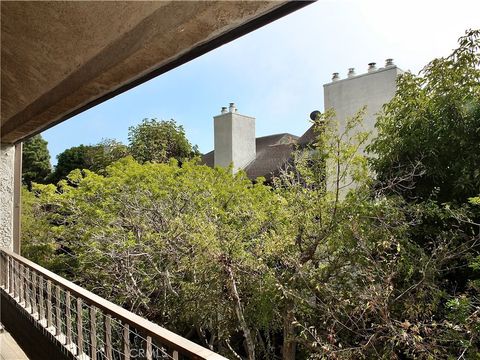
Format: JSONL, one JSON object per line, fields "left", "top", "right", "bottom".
{"left": 1, "top": 1, "right": 312, "bottom": 144}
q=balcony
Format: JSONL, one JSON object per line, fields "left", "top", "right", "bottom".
{"left": 0, "top": 3, "right": 313, "bottom": 359}
{"left": 0, "top": 248, "right": 226, "bottom": 360}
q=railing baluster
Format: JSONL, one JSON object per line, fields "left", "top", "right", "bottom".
{"left": 11, "top": 259, "right": 15, "bottom": 296}
{"left": 24, "top": 265, "right": 28, "bottom": 305}
{"left": 105, "top": 314, "right": 112, "bottom": 360}
{"left": 0, "top": 253, "right": 3, "bottom": 288}
{"left": 39, "top": 275, "right": 45, "bottom": 323}
{"left": 123, "top": 323, "right": 131, "bottom": 360}
{"left": 12, "top": 260, "right": 16, "bottom": 298}
{"left": 77, "top": 297, "right": 84, "bottom": 356}
{"left": 6, "top": 256, "right": 11, "bottom": 293}
{"left": 19, "top": 264, "right": 25, "bottom": 305}
{"left": 1, "top": 253, "right": 5, "bottom": 289}
{"left": 173, "top": 350, "right": 179, "bottom": 360}
{"left": 9, "top": 257, "right": 13, "bottom": 295}
{"left": 56, "top": 285, "right": 62, "bottom": 337}
{"left": 3, "top": 253, "right": 6, "bottom": 288}
{"left": 31, "top": 271, "right": 37, "bottom": 317}
{"left": 146, "top": 336, "right": 153, "bottom": 360}
{"left": 14, "top": 260, "right": 19, "bottom": 299}
{"left": 66, "top": 291, "right": 72, "bottom": 347}
{"left": 47, "top": 280, "right": 53, "bottom": 329}
{"left": 90, "top": 306, "right": 97, "bottom": 360}
{"left": 25, "top": 267, "right": 31, "bottom": 311}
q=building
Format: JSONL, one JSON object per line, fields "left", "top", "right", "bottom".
{"left": 202, "top": 103, "right": 298, "bottom": 180}
{"left": 203, "top": 59, "right": 404, "bottom": 180}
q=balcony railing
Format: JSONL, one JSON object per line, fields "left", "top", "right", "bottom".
{"left": 0, "top": 248, "right": 227, "bottom": 360}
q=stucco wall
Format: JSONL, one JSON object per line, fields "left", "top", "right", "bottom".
{"left": 214, "top": 111, "right": 256, "bottom": 173}
{"left": 214, "top": 113, "right": 233, "bottom": 169}
{"left": 324, "top": 65, "right": 403, "bottom": 153}
{"left": 231, "top": 113, "right": 256, "bottom": 172}
{"left": 323, "top": 65, "right": 403, "bottom": 194}
{"left": 0, "top": 144, "right": 14, "bottom": 250}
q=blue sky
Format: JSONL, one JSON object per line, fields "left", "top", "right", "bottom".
{"left": 42, "top": 0, "right": 480, "bottom": 164}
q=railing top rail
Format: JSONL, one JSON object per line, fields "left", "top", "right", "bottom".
{"left": 0, "top": 248, "right": 227, "bottom": 360}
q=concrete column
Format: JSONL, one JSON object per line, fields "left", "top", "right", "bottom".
{"left": 13, "top": 143, "right": 22, "bottom": 254}
{"left": 1, "top": 144, "right": 15, "bottom": 251}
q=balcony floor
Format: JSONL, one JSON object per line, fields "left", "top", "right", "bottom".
{"left": 0, "top": 329, "right": 29, "bottom": 360}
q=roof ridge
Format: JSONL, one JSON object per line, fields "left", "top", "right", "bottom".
{"left": 257, "top": 132, "right": 298, "bottom": 140}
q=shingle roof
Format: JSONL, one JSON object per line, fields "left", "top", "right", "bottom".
{"left": 202, "top": 149, "right": 215, "bottom": 167}
{"left": 297, "top": 125, "right": 316, "bottom": 146}
{"left": 201, "top": 133, "right": 298, "bottom": 180}
{"left": 244, "top": 141, "right": 295, "bottom": 180}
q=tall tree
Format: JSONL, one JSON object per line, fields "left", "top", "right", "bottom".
{"left": 21, "top": 29, "right": 480, "bottom": 360}
{"left": 24, "top": 158, "right": 286, "bottom": 359}
{"left": 88, "top": 139, "right": 129, "bottom": 173}
{"left": 368, "top": 29, "right": 480, "bottom": 203}
{"left": 53, "top": 144, "right": 91, "bottom": 182}
{"left": 51, "top": 139, "right": 129, "bottom": 182}
{"left": 22, "top": 134, "right": 52, "bottom": 188}
{"left": 22, "top": 110, "right": 480, "bottom": 358}
{"left": 128, "top": 118, "right": 199, "bottom": 164}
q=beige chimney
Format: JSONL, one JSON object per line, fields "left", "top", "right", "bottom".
{"left": 214, "top": 104, "right": 256, "bottom": 173}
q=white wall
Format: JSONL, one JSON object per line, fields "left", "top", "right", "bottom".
{"left": 323, "top": 65, "right": 402, "bottom": 194}
{"left": 324, "top": 65, "right": 403, "bottom": 153}
{"left": 214, "top": 114, "right": 233, "bottom": 169}
{"left": 214, "top": 110, "right": 256, "bottom": 173}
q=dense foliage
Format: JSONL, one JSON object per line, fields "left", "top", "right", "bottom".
{"left": 22, "top": 134, "right": 52, "bottom": 188}
{"left": 47, "top": 119, "right": 197, "bottom": 183}
{"left": 22, "top": 30, "right": 479, "bottom": 359}
{"left": 25, "top": 157, "right": 289, "bottom": 358}
{"left": 51, "top": 139, "right": 129, "bottom": 182}
{"left": 128, "top": 118, "right": 199, "bottom": 164}
{"left": 53, "top": 144, "right": 93, "bottom": 181}
{"left": 368, "top": 29, "right": 480, "bottom": 203}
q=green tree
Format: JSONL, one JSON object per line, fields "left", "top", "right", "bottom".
{"left": 21, "top": 187, "right": 69, "bottom": 272}
{"left": 270, "top": 110, "right": 479, "bottom": 359}
{"left": 128, "top": 118, "right": 199, "bottom": 164}
{"left": 22, "top": 134, "right": 51, "bottom": 188}
{"left": 25, "top": 157, "right": 287, "bottom": 359}
{"left": 368, "top": 29, "right": 480, "bottom": 203}
{"left": 52, "top": 144, "right": 92, "bottom": 182}
{"left": 51, "top": 139, "right": 128, "bottom": 182}
{"left": 359, "top": 28, "right": 480, "bottom": 359}
{"left": 22, "top": 111, "right": 480, "bottom": 359}
{"left": 88, "top": 138, "right": 129, "bottom": 172}
{"left": 20, "top": 30, "right": 480, "bottom": 359}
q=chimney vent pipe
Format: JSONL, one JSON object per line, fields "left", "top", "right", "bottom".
{"left": 229, "top": 103, "right": 237, "bottom": 113}
{"left": 348, "top": 68, "right": 356, "bottom": 78}
{"left": 368, "top": 62, "right": 377, "bottom": 72}
{"left": 332, "top": 72, "right": 340, "bottom": 81}
{"left": 385, "top": 58, "right": 394, "bottom": 67}
{"left": 221, "top": 107, "right": 228, "bottom": 114}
